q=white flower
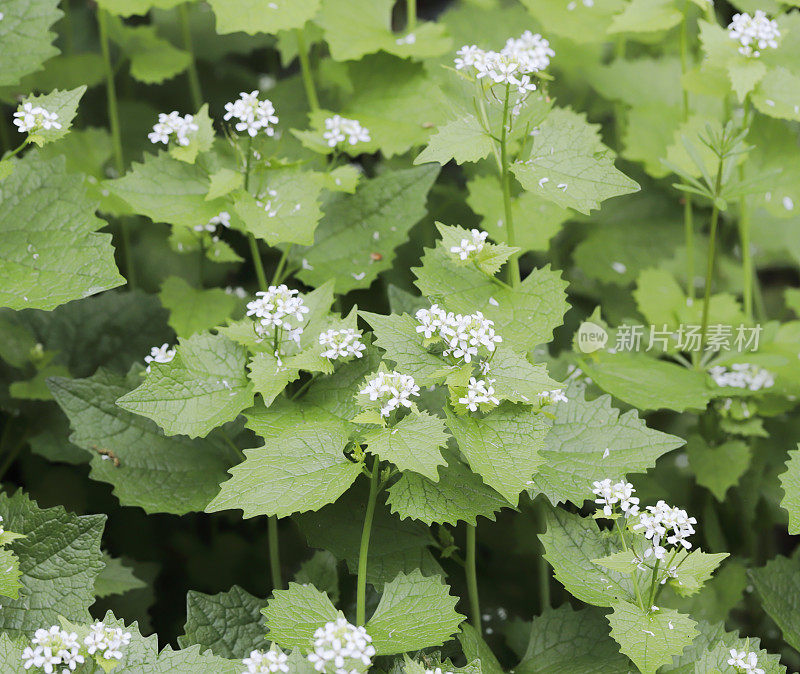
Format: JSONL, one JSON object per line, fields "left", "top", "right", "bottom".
{"left": 449, "top": 228, "right": 488, "bottom": 261}
{"left": 144, "top": 343, "right": 176, "bottom": 372}
{"left": 13, "top": 102, "right": 62, "bottom": 135}
{"left": 148, "top": 111, "right": 199, "bottom": 146}
{"left": 425, "top": 669, "right": 455, "bottom": 674}
{"left": 709, "top": 364, "right": 774, "bottom": 391}
{"left": 194, "top": 211, "right": 231, "bottom": 232}
{"left": 225, "top": 286, "right": 248, "bottom": 299}
{"left": 23, "top": 626, "right": 86, "bottom": 673}
{"left": 242, "top": 646, "right": 289, "bottom": 673}
{"left": 360, "top": 371, "right": 420, "bottom": 417}
{"left": 319, "top": 328, "right": 366, "bottom": 360}
{"left": 306, "top": 617, "right": 376, "bottom": 674}
{"left": 592, "top": 478, "right": 617, "bottom": 516}
{"left": 454, "top": 31, "right": 554, "bottom": 81}
{"left": 322, "top": 115, "right": 371, "bottom": 148}
{"left": 83, "top": 621, "right": 131, "bottom": 661}
{"left": 246, "top": 285, "right": 309, "bottom": 343}
{"left": 458, "top": 377, "right": 500, "bottom": 411}
{"left": 728, "top": 11, "right": 780, "bottom": 57}
{"left": 536, "top": 389, "right": 569, "bottom": 405}
{"left": 728, "top": 649, "right": 764, "bottom": 673}
{"left": 415, "top": 306, "right": 502, "bottom": 364}
{"left": 224, "top": 91, "right": 279, "bottom": 137}
{"left": 634, "top": 500, "right": 696, "bottom": 553}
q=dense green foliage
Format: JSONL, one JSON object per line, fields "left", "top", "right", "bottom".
{"left": 1, "top": 0, "right": 800, "bottom": 672}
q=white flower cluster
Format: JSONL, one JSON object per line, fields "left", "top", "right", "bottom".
{"left": 537, "top": 389, "right": 569, "bottom": 405}
{"left": 246, "top": 285, "right": 309, "bottom": 343}
{"left": 592, "top": 479, "right": 640, "bottom": 517}
{"left": 633, "top": 499, "right": 697, "bottom": 560}
{"left": 224, "top": 91, "right": 279, "bottom": 137}
{"left": 83, "top": 621, "right": 132, "bottom": 661}
{"left": 194, "top": 211, "right": 232, "bottom": 233}
{"left": 728, "top": 11, "right": 780, "bottom": 57}
{"left": 415, "top": 305, "right": 502, "bottom": 364}
{"left": 0, "top": 514, "right": 4, "bottom": 536}
{"left": 360, "top": 371, "right": 420, "bottom": 417}
{"left": 454, "top": 30, "right": 554, "bottom": 86}
{"left": 22, "top": 622, "right": 131, "bottom": 673}
{"left": 450, "top": 229, "right": 488, "bottom": 261}
{"left": 148, "top": 111, "right": 199, "bottom": 146}
{"left": 319, "top": 328, "right": 366, "bottom": 360}
{"left": 728, "top": 649, "right": 765, "bottom": 674}
{"left": 242, "top": 647, "right": 289, "bottom": 673}
{"left": 709, "top": 364, "right": 775, "bottom": 391}
{"left": 307, "top": 617, "right": 376, "bottom": 674}
{"left": 323, "top": 115, "right": 371, "bottom": 148}
{"left": 144, "top": 343, "right": 176, "bottom": 372}
{"left": 22, "top": 626, "right": 84, "bottom": 673}
{"left": 459, "top": 377, "right": 500, "bottom": 411}
{"left": 13, "top": 102, "right": 61, "bottom": 134}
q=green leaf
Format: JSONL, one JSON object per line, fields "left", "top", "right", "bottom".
{"left": 608, "top": 0, "right": 682, "bottom": 35}
{"left": 49, "top": 370, "right": 236, "bottom": 514}
{"left": 749, "top": 555, "right": 800, "bottom": 652}
{"left": 669, "top": 550, "right": 729, "bottom": 597}
{"left": 607, "top": 600, "right": 698, "bottom": 674}
{"left": 581, "top": 352, "right": 713, "bottom": 412}
{"left": 235, "top": 167, "right": 324, "bottom": 246}
{"left": 295, "top": 486, "right": 442, "bottom": 588}
{"left": 0, "top": 0, "right": 61, "bottom": 86}
{"left": 780, "top": 445, "right": 800, "bottom": 535}
{"left": 360, "top": 311, "right": 451, "bottom": 387}
{"left": 414, "top": 236, "right": 569, "bottom": 354}
{"left": 363, "top": 411, "right": 448, "bottom": 481}
{"left": 0, "top": 548, "right": 23, "bottom": 601}
{"left": 296, "top": 165, "right": 439, "bottom": 293}
{"left": 489, "top": 347, "right": 561, "bottom": 404}
{"left": 751, "top": 67, "right": 800, "bottom": 122}
{"left": 387, "top": 450, "right": 509, "bottom": 526}
{"left": 727, "top": 59, "right": 767, "bottom": 101}
{"left": 206, "top": 407, "right": 360, "bottom": 518}
{"left": 295, "top": 551, "right": 340, "bottom": 605}
{"left": 106, "top": 16, "right": 191, "bottom": 84}
{"left": 366, "top": 570, "right": 464, "bottom": 655}
{"left": 21, "top": 86, "right": 86, "bottom": 147}
{"left": 529, "top": 384, "right": 685, "bottom": 506}
{"left": 466, "top": 174, "right": 569, "bottom": 253}
{"left": 540, "top": 507, "right": 634, "bottom": 607}
{"left": 317, "top": 0, "right": 451, "bottom": 61}
{"left": 432, "top": 222, "right": 520, "bottom": 276}
{"left": 415, "top": 116, "right": 493, "bottom": 166}
{"left": 107, "top": 151, "right": 226, "bottom": 229}
{"left": 208, "top": 0, "right": 320, "bottom": 35}
{"left": 179, "top": 586, "right": 268, "bottom": 659}
{"left": 169, "top": 104, "right": 214, "bottom": 164}
{"left": 446, "top": 404, "right": 548, "bottom": 505}
{"left": 159, "top": 276, "right": 239, "bottom": 338}
{"left": 206, "top": 168, "right": 244, "bottom": 201}
{"left": 511, "top": 107, "right": 639, "bottom": 214}
{"left": 520, "top": 0, "right": 626, "bottom": 44}
{"left": 687, "top": 436, "right": 751, "bottom": 501}
{"left": 458, "top": 624, "right": 504, "bottom": 674}
{"left": 517, "top": 604, "right": 631, "bottom": 674}
{"left": 94, "top": 553, "right": 146, "bottom": 598}
{"left": 117, "top": 332, "right": 254, "bottom": 438}
{"left": 246, "top": 351, "right": 300, "bottom": 407}
{"left": 0, "top": 152, "right": 124, "bottom": 311}
{"left": 262, "top": 582, "right": 338, "bottom": 650}
{"left": 0, "top": 491, "right": 105, "bottom": 636}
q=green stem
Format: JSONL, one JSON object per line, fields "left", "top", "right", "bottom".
{"left": 406, "top": 0, "right": 417, "bottom": 30}
{"left": 3, "top": 138, "right": 29, "bottom": 160}
{"left": 738, "top": 99, "right": 754, "bottom": 321}
{"left": 98, "top": 8, "right": 135, "bottom": 288}
{"left": 271, "top": 244, "right": 294, "bottom": 285}
{"left": 535, "top": 503, "right": 550, "bottom": 611}
{"left": 466, "top": 524, "right": 481, "bottom": 635}
{"left": 268, "top": 516, "right": 283, "bottom": 590}
{"left": 699, "top": 161, "right": 725, "bottom": 355}
{"left": 356, "top": 458, "right": 381, "bottom": 625}
{"left": 499, "top": 84, "right": 520, "bottom": 287}
{"left": 295, "top": 27, "right": 320, "bottom": 112}
{"left": 178, "top": 3, "right": 203, "bottom": 110}
{"left": 679, "top": 1, "right": 695, "bottom": 302}
{"left": 249, "top": 235, "right": 269, "bottom": 289}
